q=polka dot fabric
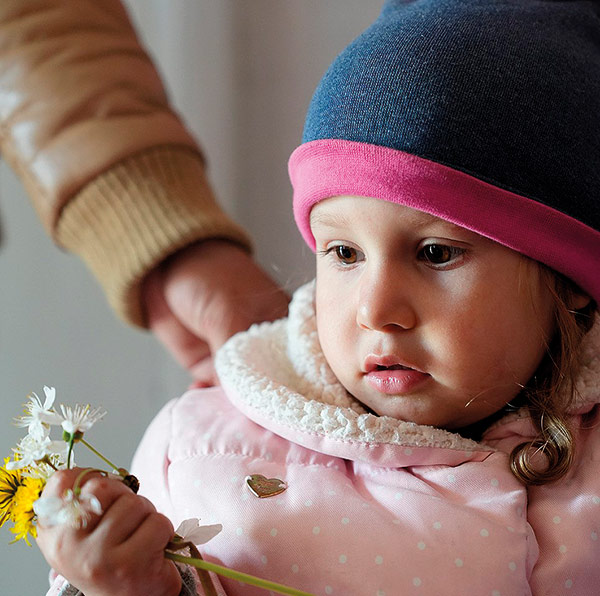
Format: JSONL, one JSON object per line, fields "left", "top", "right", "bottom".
{"left": 134, "top": 390, "right": 533, "bottom": 595}
{"left": 132, "top": 386, "right": 600, "bottom": 593}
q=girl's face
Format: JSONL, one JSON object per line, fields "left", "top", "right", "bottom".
{"left": 311, "top": 196, "right": 556, "bottom": 430}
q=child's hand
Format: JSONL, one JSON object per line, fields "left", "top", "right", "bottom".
{"left": 36, "top": 468, "right": 182, "bottom": 596}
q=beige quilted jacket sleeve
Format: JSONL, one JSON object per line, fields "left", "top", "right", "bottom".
{"left": 0, "top": 0, "right": 251, "bottom": 326}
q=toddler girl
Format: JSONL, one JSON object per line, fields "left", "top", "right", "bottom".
{"left": 39, "top": 1, "right": 600, "bottom": 595}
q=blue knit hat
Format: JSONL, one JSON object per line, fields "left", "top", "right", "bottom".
{"left": 289, "top": 0, "right": 600, "bottom": 303}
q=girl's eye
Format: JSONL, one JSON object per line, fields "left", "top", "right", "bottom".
{"left": 330, "top": 245, "right": 360, "bottom": 265}
{"left": 335, "top": 245, "right": 358, "bottom": 264}
{"left": 419, "top": 243, "right": 465, "bottom": 266}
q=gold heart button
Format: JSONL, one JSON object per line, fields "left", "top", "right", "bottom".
{"left": 245, "top": 474, "right": 287, "bottom": 498}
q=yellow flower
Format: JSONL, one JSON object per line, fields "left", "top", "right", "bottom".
{"left": 10, "top": 477, "right": 44, "bottom": 545}
{"left": 1, "top": 458, "right": 45, "bottom": 545}
{"left": 0, "top": 458, "right": 22, "bottom": 528}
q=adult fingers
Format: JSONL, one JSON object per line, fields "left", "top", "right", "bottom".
{"left": 162, "top": 241, "right": 290, "bottom": 354}
{"left": 142, "top": 262, "right": 213, "bottom": 372}
{"left": 188, "top": 356, "right": 218, "bottom": 388}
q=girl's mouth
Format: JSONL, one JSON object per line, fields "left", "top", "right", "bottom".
{"left": 365, "top": 367, "right": 430, "bottom": 394}
{"left": 364, "top": 356, "right": 429, "bottom": 395}
{"left": 374, "top": 364, "right": 411, "bottom": 371}
{"left": 364, "top": 354, "right": 422, "bottom": 374}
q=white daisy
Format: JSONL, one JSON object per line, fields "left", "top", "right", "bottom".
{"left": 175, "top": 518, "right": 222, "bottom": 546}
{"left": 6, "top": 434, "right": 68, "bottom": 471}
{"left": 59, "top": 403, "right": 106, "bottom": 435}
{"left": 34, "top": 488, "right": 102, "bottom": 529}
{"left": 14, "top": 386, "right": 63, "bottom": 439}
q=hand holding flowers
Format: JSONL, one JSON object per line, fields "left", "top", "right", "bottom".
{"left": 2, "top": 387, "right": 314, "bottom": 596}
{"left": 37, "top": 468, "right": 183, "bottom": 596}
{"left": 2, "top": 386, "right": 105, "bottom": 544}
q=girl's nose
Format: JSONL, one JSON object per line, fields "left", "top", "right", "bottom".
{"left": 356, "top": 267, "right": 417, "bottom": 331}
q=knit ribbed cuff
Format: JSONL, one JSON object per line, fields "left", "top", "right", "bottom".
{"left": 56, "top": 146, "right": 252, "bottom": 327}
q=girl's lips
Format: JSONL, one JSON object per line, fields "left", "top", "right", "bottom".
{"left": 363, "top": 355, "right": 429, "bottom": 395}
{"left": 365, "top": 368, "right": 430, "bottom": 395}
{"left": 363, "top": 354, "right": 424, "bottom": 374}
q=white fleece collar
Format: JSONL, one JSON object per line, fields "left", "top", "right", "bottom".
{"left": 215, "top": 282, "right": 600, "bottom": 455}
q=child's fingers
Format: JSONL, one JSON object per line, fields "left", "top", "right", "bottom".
{"left": 122, "top": 509, "right": 176, "bottom": 554}
{"left": 75, "top": 474, "right": 135, "bottom": 530}
{"left": 39, "top": 467, "right": 104, "bottom": 501}
{"left": 92, "top": 491, "right": 157, "bottom": 546}
{"left": 78, "top": 473, "right": 133, "bottom": 504}
{"left": 37, "top": 468, "right": 109, "bottom": 534}
{"left": 36, "top": 472, "right": 140, "bottom": 573}
{"left": 38, "top": 471, "right": 133, "bottom": 537}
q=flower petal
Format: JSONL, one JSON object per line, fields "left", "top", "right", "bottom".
{"left": 34, "top": 490, "right": 103, "bottom": 529}
{"left": 42, "top": 386, "right": 56, "bottom": 409}
{"left": 176, "top": 518, "right": 222, "bottom": 545}
{"left": 33, "top": 496, "right": 65, "bottom": 526}
{"left": 39, "top": 411, "right": 65, "bottom": 426}
{"left": 59, "top": 404, "right": 106, "bottom": 434}
{"left": 175, "top": 518, "right": 199, "bottom": 537}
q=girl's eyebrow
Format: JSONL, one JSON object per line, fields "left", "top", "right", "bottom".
{"left": 310, "top": 208, "right": 449, "bottom": 231}
{"left": 309, "top": 211, "right": 352, "bottom": 229}
{"left": 310, "top": 205, "right": 478, "bottom": 240}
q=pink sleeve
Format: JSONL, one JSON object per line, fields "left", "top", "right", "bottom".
{"left": 46, "top": 573, "right": 74, "bottom": 596}
{"left": 130, "top": 398, "right": 178, "bottom": 520}
{"left": 45, "top": 567, "right": 230, "bottom": 596}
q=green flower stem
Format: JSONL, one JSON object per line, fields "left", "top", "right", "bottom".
{"left": 79, "top": 438, "right": 120, "bottom": 473}
{"left": 72, "top": 468, "right": 104, "bottom": 495}
{"left": 164, "top": 552, "right": 315, "bottom": 596}
{"left": 66, "top": 436, "right": 75, "bottom": 469}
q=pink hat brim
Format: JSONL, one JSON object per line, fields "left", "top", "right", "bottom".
{"left": 289, "top": 139, "right": 600, "bottom": 303}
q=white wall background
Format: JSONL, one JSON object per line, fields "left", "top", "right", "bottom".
{"left": 0, "top": 2, "right": 382, "bottom": 593}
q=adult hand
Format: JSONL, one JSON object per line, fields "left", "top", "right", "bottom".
{"left": 36, "top": 469, "right": 181, "bottom": 596}
{"left": 142, "top": 240, "right": 289, "bottom": 386}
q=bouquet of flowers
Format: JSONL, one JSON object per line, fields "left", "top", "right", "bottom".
{"left": 1, "top": 386, "right": 313, "bottom": 596}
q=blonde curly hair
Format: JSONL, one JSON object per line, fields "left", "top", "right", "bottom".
{"left": 510, "top": 267, "right": 596, "bottom": 485}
